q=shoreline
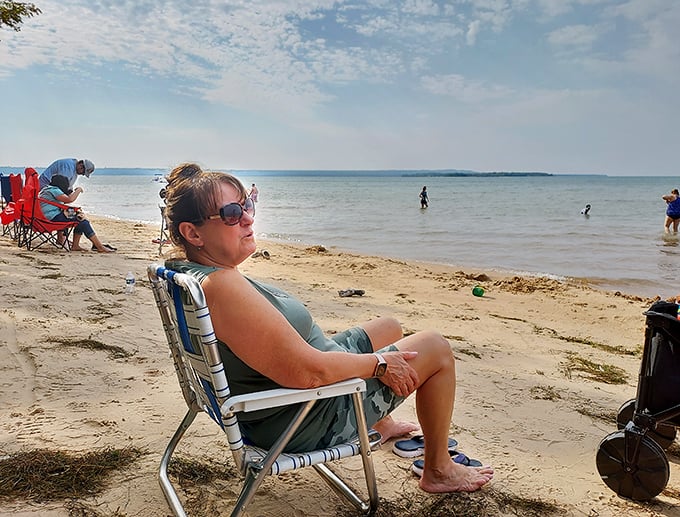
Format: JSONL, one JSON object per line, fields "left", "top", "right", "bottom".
{"left": 1, "top": 216, "right": 677, "bottom": 516}
{"left": 123, "top": 213, "right": 674, "bottom": 300}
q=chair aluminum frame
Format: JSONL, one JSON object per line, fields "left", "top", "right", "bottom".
{"left": 148, "top": 263, "right": 379, "bottom": 516}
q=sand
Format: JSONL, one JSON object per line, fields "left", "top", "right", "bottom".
{"left": 1, "top": 216, "right": 679, "bottom": 516}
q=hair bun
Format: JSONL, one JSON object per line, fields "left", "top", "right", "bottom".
{"left": 166, "top": 163, "right": 203, "bottom": 187}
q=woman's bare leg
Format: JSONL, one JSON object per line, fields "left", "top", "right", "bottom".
{"left": 362, "top": 316, "right": 403, "bottom": 349}
{"left": 71, "top": 233, "right": 87, "bottom": 251}
{"left": 361, "top": 317, "right": 420, "bottom": 441}
{"left": 89, "top": 234, "right": 114, "bottom": 253}
{"left": 395, "top": 330, "right": 494, "bottom": 492}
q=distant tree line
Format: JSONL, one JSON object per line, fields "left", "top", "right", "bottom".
{"left": 0, "top": 1, "right": 41, "bottom": 40}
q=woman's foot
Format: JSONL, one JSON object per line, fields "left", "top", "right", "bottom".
{"left": 373, "top": 415, "right": 420, "bottom": 443}
{"left": 96, "top": 246, "right": 115, "bottom": 253}
{"left": 419, "top": 461, "right": 494, "bottom": 493}
{"left": 71, "top": 245, "right": 88, "bottom": 252}
{"left": 92, "top": 243, "right": 117, "bottom": 251}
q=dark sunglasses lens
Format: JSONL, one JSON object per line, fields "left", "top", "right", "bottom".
{"left": 244, "top": 198, "right": 255, "bottom": 214}
{"left": 220, "top": 203, "right": 243, "bottom": 225}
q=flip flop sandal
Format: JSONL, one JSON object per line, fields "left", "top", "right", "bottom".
{"left": 338, "top": 289, "right": 366, "bottom": 297}
{"left": 411, "top": 451, "right": 483, "bottom": 477}
{"left": 92, "top": 243, "right": 118, "bottom": 251}
{"left": 392, "top": 435, "right": 458, "bottom": 458}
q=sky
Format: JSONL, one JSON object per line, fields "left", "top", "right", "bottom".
{"left": 0, "top": 0, "right": 678, "bottom": 175}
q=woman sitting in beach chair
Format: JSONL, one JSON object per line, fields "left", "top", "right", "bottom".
{"left": 161, "top": 162, "right": 493, "bottom": 493}
{"left": 39, "top": 175, "right": 115, "bottom": 252}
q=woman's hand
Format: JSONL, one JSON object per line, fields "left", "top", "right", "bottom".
{"left": 379, "top": 351, "right": 419, "bottom": 397}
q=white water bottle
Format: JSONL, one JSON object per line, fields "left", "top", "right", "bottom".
{"left": 125, "top": 271, "right": 136, "bottom": 294}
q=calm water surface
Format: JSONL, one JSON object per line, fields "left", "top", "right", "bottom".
{"left": 7, "top": 168, "right": 677, "bottom": 299}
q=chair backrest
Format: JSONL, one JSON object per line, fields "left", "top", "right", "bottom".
{"left": 24, "top": 166, "right": 37, "bottom": 184}
{"left": 9, "top": 173, "right": 22, "bottom": 203}
{"left": 0, "top": 174, "right": 9, "bottom": 205}
{"left": 19, "top": 170, "right": 42, "bottom": 222}
{"left": 148, "top": 264, "right": 247, "bottom": 467}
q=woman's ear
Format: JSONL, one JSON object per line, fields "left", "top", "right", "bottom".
{"left": 178, "top": 221, "right": 204, "bottom": 248}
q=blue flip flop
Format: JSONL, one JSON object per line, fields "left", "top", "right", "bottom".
{"left": 411, "top": 451, "right": 483, "bottom": 477}
{"left": 392, "top": 434, "right": 458, "bottom": 458}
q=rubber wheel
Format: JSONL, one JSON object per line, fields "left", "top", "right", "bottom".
{"left": 596, "top": 430, "right": 669, "bottom": 501}
{"left": 616, "top": 398, "right": 677, "bottom": 449}
{"left": 616, "top": 399, "right": 636, "bottom": 430}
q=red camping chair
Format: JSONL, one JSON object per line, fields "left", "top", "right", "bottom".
{"left": 17, "top": 168, "right": 80, "bottom": 251}
{"left": 0, "top": 173, "right": 24, "bottom": 239}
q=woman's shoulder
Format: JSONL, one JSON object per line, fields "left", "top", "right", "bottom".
{"left": 165, "top": 260, "right": 221, "bottom": 283}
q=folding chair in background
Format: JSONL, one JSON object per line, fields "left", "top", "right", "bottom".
{"left": 148, "top": 264, "right": 380, "bottom": 517}
{"left": 153, "top": 204, "right": 171, "bottom": 255}
{"left": 0, "top": 173, "right": 8, "bottom": 209}
{"left": 0, "top": 173, "right": 23, "bottom": 239}
{"left": 0, "top": 173, "right": 10, "bottom": 235}
{"left": 17, "top": 168, "right": 79, "bottom": 251}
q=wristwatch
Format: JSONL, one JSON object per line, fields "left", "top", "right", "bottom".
{"left": 372, "top": 353, "right": 387, "bottom": 378}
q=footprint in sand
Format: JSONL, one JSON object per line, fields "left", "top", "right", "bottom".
{"left": 0, "top": 311, "right": 37, "bottom": 409}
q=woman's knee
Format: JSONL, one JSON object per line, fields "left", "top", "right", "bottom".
{"left": 420, "top": 330, "right": 454, "bottom": 365}
{"left": 363, "top": 316, "right": 403, "bottom": 347}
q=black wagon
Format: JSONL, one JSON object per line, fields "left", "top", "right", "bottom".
{"left": 596, "top": 300, "right": 680, "bottom": 500}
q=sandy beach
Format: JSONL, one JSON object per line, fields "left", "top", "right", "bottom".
{"left": 1, "top": 216, "right": 679, "bottom": 516}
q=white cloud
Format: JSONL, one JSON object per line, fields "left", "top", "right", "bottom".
{"left": 466, "top": 20, "right": 481, "bottom": 45}
{"left": 420, "top": 74, "right": 514, "bottom": 103}
{"left": 547, "top": 24, "right": 601, "bottom": 49}
{"left": 0, "top": 0, "right": 678, "bottom": 174}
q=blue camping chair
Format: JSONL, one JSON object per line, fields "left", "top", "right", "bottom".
{"left": 0, "top": 173, "right": 10, "bottom": 207}
{"left": 147, "top": 263, "right": 380, "bottom": 517}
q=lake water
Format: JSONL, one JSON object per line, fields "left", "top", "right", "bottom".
{"left": 4, "top": 167, "right": 678, "bottom": 299}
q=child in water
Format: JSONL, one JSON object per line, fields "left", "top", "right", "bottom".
{"left": 420, "top": 186, "right": 429, "bottom": 208}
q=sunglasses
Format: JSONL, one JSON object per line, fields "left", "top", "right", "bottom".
{"left": 205, "top": 198, "right": 255, "bottom": 225}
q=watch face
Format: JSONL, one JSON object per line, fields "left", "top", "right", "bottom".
{"left": 376, "top": 363, "right": 387, "bottom": 377}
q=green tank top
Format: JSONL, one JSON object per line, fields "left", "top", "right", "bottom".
{"left": 166, "top": 260, "right": 347, "bottom": 451}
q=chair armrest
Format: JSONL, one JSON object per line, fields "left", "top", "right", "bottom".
{"left": 37, "top": 197, "right": 80, "bottom": 210}
{"left": 223, "top": 378, "right": 366, "bottom": 414}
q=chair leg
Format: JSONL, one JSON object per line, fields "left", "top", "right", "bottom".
{"left": 159, "top": 408, "right": 198, "bottom": 517}
{"left": 231, "top": 400, "right": 317, "bottom": 517}
{"left": 313, "top": 391, "right": 378, "bottom": 515}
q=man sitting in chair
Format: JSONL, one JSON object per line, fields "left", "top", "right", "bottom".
{"left": 162, "top": 163, "right": 493, "bottom": 493}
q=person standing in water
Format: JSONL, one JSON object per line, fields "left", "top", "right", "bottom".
{"left": 662, "top": 189, "right": 680, "bottom": 233}
{"left": 249, "top": 183, "right": 259, "bottom": 203}
{"left": 419, "top": 186, "right": 429, "bottom": 209}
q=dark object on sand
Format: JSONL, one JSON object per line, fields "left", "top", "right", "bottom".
{"left": 596, "top": 300, "right": 680, "bottom": 501}
{"left": 338, "top": 289, "right": 365, "bottom": 297}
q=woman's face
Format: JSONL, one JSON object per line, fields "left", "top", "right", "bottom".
{"left": 194, "top": 182, "right": 257, "bottom": 267}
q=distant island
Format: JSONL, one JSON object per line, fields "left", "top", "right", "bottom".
{"left": 1, "top": 167, "right": 597, "bottom": 177}
{"left": 402, "top": 170, "right": 552, "bottom": 177}
{"left": 227, "top": 169, "right": 558, "bottom": 177}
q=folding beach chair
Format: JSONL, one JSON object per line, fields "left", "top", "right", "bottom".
{"left": 0, "top": 173, "right": 9, "bottom": 208}
{"left": 0, "top": 173, "right": 23, "bottom": 239}
{"left": 17, "top": 168, "right": 79, "bottom": 251}
{"left": 0, "top": 173, "right": 10, "bottom": 234}
{"left": 148, "top": 264, "right": 380, "bottom": 517}
{"left": 153, "top": 204, "right": 171, "bottom": 255}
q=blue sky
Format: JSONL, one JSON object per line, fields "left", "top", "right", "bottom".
{"left": 1, "top": 0, "right": 678, "bottom": 175}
